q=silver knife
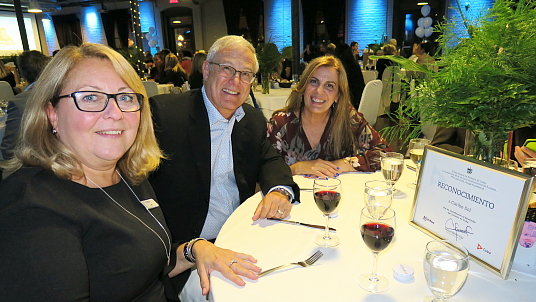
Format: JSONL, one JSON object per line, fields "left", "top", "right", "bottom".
{"left": 268, "top": 218, "right": 336, "bottom": 232}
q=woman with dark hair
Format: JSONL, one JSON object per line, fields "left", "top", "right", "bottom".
{"left": 267, "top": 56, "right": 392, "bottom": 178}
{"left": 188, "top": 52, "right": 207, "bottom": 89}
{"left": 334, "top": 43, "right": 365, "bottom": 109}
{"left": 150, "top": 52, "right": 165, "bottom": 82}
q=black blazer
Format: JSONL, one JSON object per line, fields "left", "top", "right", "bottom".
{"left": 149, "top": 89, "right": 299, "bottom": 242}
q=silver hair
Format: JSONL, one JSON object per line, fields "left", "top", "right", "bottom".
{"left": 206, "top": 35, "right": 259, "bottom": 72}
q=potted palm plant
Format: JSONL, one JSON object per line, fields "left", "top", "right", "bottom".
{"left": 375, "top": 0, "right": 536, "bottom": 165}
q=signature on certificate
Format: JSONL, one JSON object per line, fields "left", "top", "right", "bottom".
{"left": 444, "top": 218, "right": 474, "bottom": 241}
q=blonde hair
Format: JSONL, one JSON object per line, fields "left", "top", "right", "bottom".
{"left": 275, "top": 56, "right": 355, "bottom": 158}
{"left": 2, "top": 43, "right": 163, "bottom": 185}
{"left": 164, "top": 53, "right": 187, "bottom": 74}
{"left": 382, "top": 44, "right": 396, "bottom": 55}
{"left": 0, "top": 59, "right": 9, "bottom": 78}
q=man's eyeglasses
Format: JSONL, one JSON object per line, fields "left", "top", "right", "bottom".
{"left": 57, "top": 91, "right": 143, "bottom": 112}
{"left": 208, "top": 62, "right": 257, "bottom": 84}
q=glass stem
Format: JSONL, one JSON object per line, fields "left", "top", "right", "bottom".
{"left": 323, "top": 214, "right": 331, "bottom": 240}
{"left": 370, "top": 252, "right": 379, "bottom": 282}
{"left": 415, "top": 163, "right": 421, "bottom": 184}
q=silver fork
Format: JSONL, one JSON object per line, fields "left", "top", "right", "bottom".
{"left": 258, "top": 250, "right": 323, "bottom": 277}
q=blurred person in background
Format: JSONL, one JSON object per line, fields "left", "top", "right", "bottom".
{"left": 188, "top": 52, "right": 207, "bottom": 89}
{"left": 0, "top": 59, "right": 16, "bottom": 89}
{"left": 160, "top": 54, "right": 188, "bottom": 87}
{"left": 334, "top": 44, "right": 365, "bottom": 109}
{"left": 150, "top": 52, "right": 165, "bottom": 82}
{"left": 181, "top": 50, "right": 193, "bottom": 75}
{"left": 376, "top": 44, "right": 396, "bottom": 80}
{"left": 1, "top": 50, "right": 51, "bottom": 164}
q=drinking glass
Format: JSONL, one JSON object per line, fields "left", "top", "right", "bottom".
{"left": 381, "top": 152, "right": 405, "bottom": 196}
{"left": 407, "top": 138, "right": 431, "bottom": 188}
{"left": 0, "top": 100, "right": 7, "bottom": 117}
{"left": 364, "top": 180, "right": 393, "bottom": 219}
{"left": 422, "top": 240, "right": 469, "bottom": 302}
{"left": 522, "top": 158, "right": 536, "bottom": 177}
{"left": 358, "top": 207, "right": 396, "bottom": 293}
{"left": 313, "top": 178, "right": 342, "bottom": 247}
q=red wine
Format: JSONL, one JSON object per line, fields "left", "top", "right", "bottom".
{"left": 314, "top": 190, "right": 341, "bottom": 214}
{"left": 361, "top": 223, "right": 395, "bottom": 252}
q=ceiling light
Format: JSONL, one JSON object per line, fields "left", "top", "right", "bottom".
{"left": 173, "top": 20, "right": 182, "bottom": 24}
{"left": 28, "top": 0, "right": 43, "bottom": 13}
{"left": 28, "top": 0, "right": 42, "bottom": 13}
{"left": 417, "top": 2, "right": 429, "bottom": 5}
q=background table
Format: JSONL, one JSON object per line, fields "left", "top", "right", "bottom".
{"left": 254, "top": 88, "right": 292, "bottom": 120}
{"left": 209, "top": 161, "right": 535, "bottom": 301}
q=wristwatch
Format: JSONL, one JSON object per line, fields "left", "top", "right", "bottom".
{"left": 271, "top": 188, "right": 293, "bottom": 202}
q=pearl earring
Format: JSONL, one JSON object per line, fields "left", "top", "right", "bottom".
{"left": 52, "top": 129, "right": 57, "bottom": 134}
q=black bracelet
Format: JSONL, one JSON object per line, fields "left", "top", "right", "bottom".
{"left": 183, "top": 238, "right": 207, "bottom": 263}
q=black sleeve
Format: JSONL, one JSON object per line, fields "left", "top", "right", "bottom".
{"left": 254, "top": 111, "right": 300, "bottom": 202}
{"left": 0, "top": 206, "right": 90, "bottom": 301}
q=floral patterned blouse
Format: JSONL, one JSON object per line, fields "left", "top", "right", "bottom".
{"left": 267, "top": 108, "right": 393, "bottom": 172}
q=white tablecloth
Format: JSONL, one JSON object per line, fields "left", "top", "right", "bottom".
{"left": 254, "top": 88, "right": 292, "bottom": 120}
{"left": 209, "top": 160, "right": 535, "bottom": 302}
{"left": 157, "top": 83, "right": 174, "bottom": 94}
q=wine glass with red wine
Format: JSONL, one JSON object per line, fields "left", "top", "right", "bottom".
{"left": 313, "top": 178, "right": 342, "bottom": 247}
{"left": 358, "top": 207, "right": 396, "bottom": 293}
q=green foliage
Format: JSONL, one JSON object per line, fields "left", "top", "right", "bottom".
{"left": 281, "top": 46, "right": 293, "bottom": 60}
{"left": 377, "top": 0, "right": 536, "bottom": 143}
{"left": 256, "top": 43, "right": 282, "bottom": 75}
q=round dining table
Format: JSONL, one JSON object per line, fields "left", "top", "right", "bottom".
{"left": 209, "top": 160, "right": 535, "bottom": 301}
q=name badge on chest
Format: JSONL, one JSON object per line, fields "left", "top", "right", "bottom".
{"left": 141, "top": 198, "right": 159, "bottom": 210}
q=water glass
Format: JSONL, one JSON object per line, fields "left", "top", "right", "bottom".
{"left": 381, "top": 152, "right": 405, "bottom": 196}
{"left": 422, "top": 240, "right": 469, "bottom": 302}
{"left": 364, "top": 180, "right": 393, "bottom": 219}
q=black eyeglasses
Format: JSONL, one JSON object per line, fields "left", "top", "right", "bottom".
{"left": 208, "top": 62, "right": 257, "bottom": 84}
{"left": 57, "top": 91, "right": 143, "bottom": 112}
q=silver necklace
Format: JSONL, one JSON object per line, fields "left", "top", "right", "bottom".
{"left": 86, "top": 171, "right": 171, "bottom": 264}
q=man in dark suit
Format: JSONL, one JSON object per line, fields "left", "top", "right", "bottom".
{"left": 149, "top": 35, "right": 299, "bottom": 300}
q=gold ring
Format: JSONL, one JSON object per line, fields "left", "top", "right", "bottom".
{"left": 277, "top": 209, "right": 284, "bottom": 215}
{"left": 229, "top": 260, "right": 237, "bottom": 267}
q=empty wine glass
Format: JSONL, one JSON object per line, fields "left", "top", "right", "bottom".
{"left": 423, "top": 240, "right": 469, "bottom": 302}
{"left": 359, "top": 207, "right": 396, "bottom": 293}
{"left": 364, "top": 180, "right": 393, "bottom": 219}
{"left": 381, "top": 152, "right": 405, "bottom": 196}
{"left": 407, "top": 138, "right": 431, "bottom": 189}
{"left": 313, "top": 178, "right": 342, "bottom": 248}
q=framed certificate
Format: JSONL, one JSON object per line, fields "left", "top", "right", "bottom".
{"left": 409, "top": 146, "right": 534, "bottom": 279}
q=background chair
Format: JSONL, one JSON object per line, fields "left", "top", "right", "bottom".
{"left": 142, "top": 81, "right": 159, "bottom": 98}
{"left": 357, "top": 79, "right": 383, "bottom": 127}
{"left": 379, "top": 66, "right": 402, "bottom": 116}
{"left": 362, "top": 70, "right": 378, "bottom": 84}
{"left": 0, "top": 81, "right": 15, "bottom": 102}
